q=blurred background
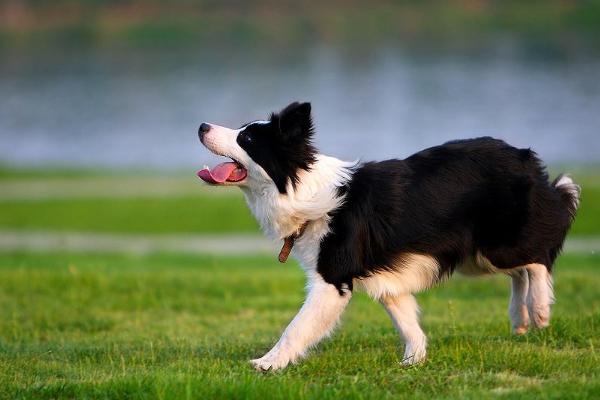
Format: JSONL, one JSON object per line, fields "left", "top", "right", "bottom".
{"left": 0, "top": 0, "right": 599, "bottom": 244}
{"left": 1, "top": 0, "right": 600, "bottom": 170}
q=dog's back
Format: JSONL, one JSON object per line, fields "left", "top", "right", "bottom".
{"left": 318, "top": 137, "right": 580, "bottom": 288}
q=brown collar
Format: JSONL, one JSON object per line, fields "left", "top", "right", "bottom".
{"left": 278, "top": 221, "right": 309, "bottom": 263}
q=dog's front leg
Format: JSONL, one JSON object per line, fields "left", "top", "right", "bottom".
{"left": 251, "top": 277, "right": 351, "bottom": 371}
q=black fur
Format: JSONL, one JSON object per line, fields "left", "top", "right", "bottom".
{"left": 237, "top": 102, "right": 317, "bottom": 193}
{"left": 317, "top": 137, "right": 579, "bottom": 293}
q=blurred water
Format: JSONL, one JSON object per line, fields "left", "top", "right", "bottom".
{"left": 1, "top": 43, "right": 599, "bottom": 169}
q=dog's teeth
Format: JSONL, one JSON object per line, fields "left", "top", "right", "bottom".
{"left": 203, "top": 165, "right": 209, "bottom": 170}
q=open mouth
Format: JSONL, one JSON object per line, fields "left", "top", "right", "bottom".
{"left": 197, "top": 159, "right": 247, "bottom": 184}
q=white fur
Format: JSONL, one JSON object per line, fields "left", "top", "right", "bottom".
{"left": 554, "top": 174, "right": 581, "bottom": 210}
{"left": 526, "top": 263, "right": 554, "bottom": 329}
{"left": 243, "top": 120, "right": 270, "bottom": 127}
{"left": 509, "top": 268, "right": 530, "bottom": 334}
{"left": 241, "top": 154, "right": 355, "bottom": 241}
{"left": 355, "top": 254, "right": 440, "bottom": 300}
{"left": 359, "top": 255, "right": 439, "bottom": 366}
{"left": 381, "top": 294, "right": 427, "bottom": 365}
{"left": 250, "top": 276, "right": 351, "bottom": 371}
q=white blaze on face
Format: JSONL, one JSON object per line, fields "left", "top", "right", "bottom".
{"left": 240, "top": 120, "right": 270, "bottom": 129}
{"left": 200, "top": 124, "right": 250, "bottom": 165}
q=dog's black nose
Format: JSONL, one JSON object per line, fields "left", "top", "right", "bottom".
{"left": 198, "top": 123, "right": 211, "bottom": 140}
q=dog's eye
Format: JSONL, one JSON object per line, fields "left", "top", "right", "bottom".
{"left": 239, "top": 132, "right": 252, "bottom": 143}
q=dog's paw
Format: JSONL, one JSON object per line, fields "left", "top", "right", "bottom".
{"left": 513, "top": 324, "right": 529, "bottom": 335}
{"left": 401, "top": 346, "right": 427, "bottom": 366}
{"left": 529, "top": 304, "right": 550, "bottom": 329}
{"left": 250, "top": 353, "right": 291, "bottom": 372}
{"left": 510, "top": 304, "right": 530, "bottom": 335}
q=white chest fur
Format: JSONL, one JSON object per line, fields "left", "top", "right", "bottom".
{"left": 241, "top": 155, "right": 355, "bottom": 274}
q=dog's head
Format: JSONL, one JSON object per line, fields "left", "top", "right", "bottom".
{"left": 197, "top": 102, "right": 317, "bottom": 193}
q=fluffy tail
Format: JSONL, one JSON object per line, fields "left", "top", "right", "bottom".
{"left": 552, "top": 173, "right": 581, "bottom": 221}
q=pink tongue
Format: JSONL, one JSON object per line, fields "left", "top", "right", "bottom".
{"left": 197, "top": 162, "right": 244, "bottom": 183}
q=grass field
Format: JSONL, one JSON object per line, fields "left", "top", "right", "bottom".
{"left": 1, "top": 169, "right": 599, "bottom": 399}
{"left": 1, "top": 252, "right": 599, "bottom": 399}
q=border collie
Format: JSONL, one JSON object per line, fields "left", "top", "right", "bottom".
{"left": 197, "top": 102, "right": 580, "bottom": 371}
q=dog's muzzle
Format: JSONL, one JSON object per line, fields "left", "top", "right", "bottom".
{"left": 198, "top": 123, "right": 211, "bottom": 143}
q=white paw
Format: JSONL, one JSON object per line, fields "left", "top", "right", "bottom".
{"left": 250, "top": 352, "right": 292, "bottom": 372}
{"left": 402, "top": 346, "right": 427, "bottom": 366}
{"left": 529, "top": 304, "right": 550, "bottom": 329}
{"left": 513, "top": 324, "right": 529, "bottom": 335}
{"left": 510, "top": 304, "right": 530, "bottom": 335}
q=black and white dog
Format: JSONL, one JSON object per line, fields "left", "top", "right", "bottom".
{"left": 197, "top": 102, "right": 580, "bottom": 371}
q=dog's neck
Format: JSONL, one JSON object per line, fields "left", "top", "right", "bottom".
{"left": 241, "top": 154, "right": 356, "bottom": 240}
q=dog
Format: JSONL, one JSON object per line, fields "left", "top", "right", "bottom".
{"left": 197, "top": 101, "right": 580, "bottom": 371}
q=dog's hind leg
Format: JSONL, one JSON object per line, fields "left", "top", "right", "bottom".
{"left": 509, "top": 268, "right": 530, "bottom": 334}
{"left": 525, "top": 263, "right": 554, "bottom": 329}
{"left": 250, "top": 276, "right": 351, "bottom": 371}
{"left": 380, "top": 293, "right": 427, "bottom": 366}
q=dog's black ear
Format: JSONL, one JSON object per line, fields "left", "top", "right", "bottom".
{"left": 276, "top": 102, "right": 313, "bottom": 138}
{"left": 264, "top": 101, "right": 317, "bottom": 194}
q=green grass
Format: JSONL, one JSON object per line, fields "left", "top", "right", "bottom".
{"left": 1, "top": 168, "right": 599, "bottom": 398}
{"left": 0, "top": 168, "right": 260, "bottom": 234}
{"left": 0, "top": 196, "right": 258, "bottom": 234}
{"left": 1, "top": 251, "right": 599, "bottom": 399}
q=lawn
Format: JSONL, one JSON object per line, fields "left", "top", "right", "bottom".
{"left": 1, "top": 251, "right": 599, "bottom": 399}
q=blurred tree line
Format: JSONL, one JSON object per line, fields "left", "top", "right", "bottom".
{"left": 1, "top": 0, "right": 599, "bottom": 49}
